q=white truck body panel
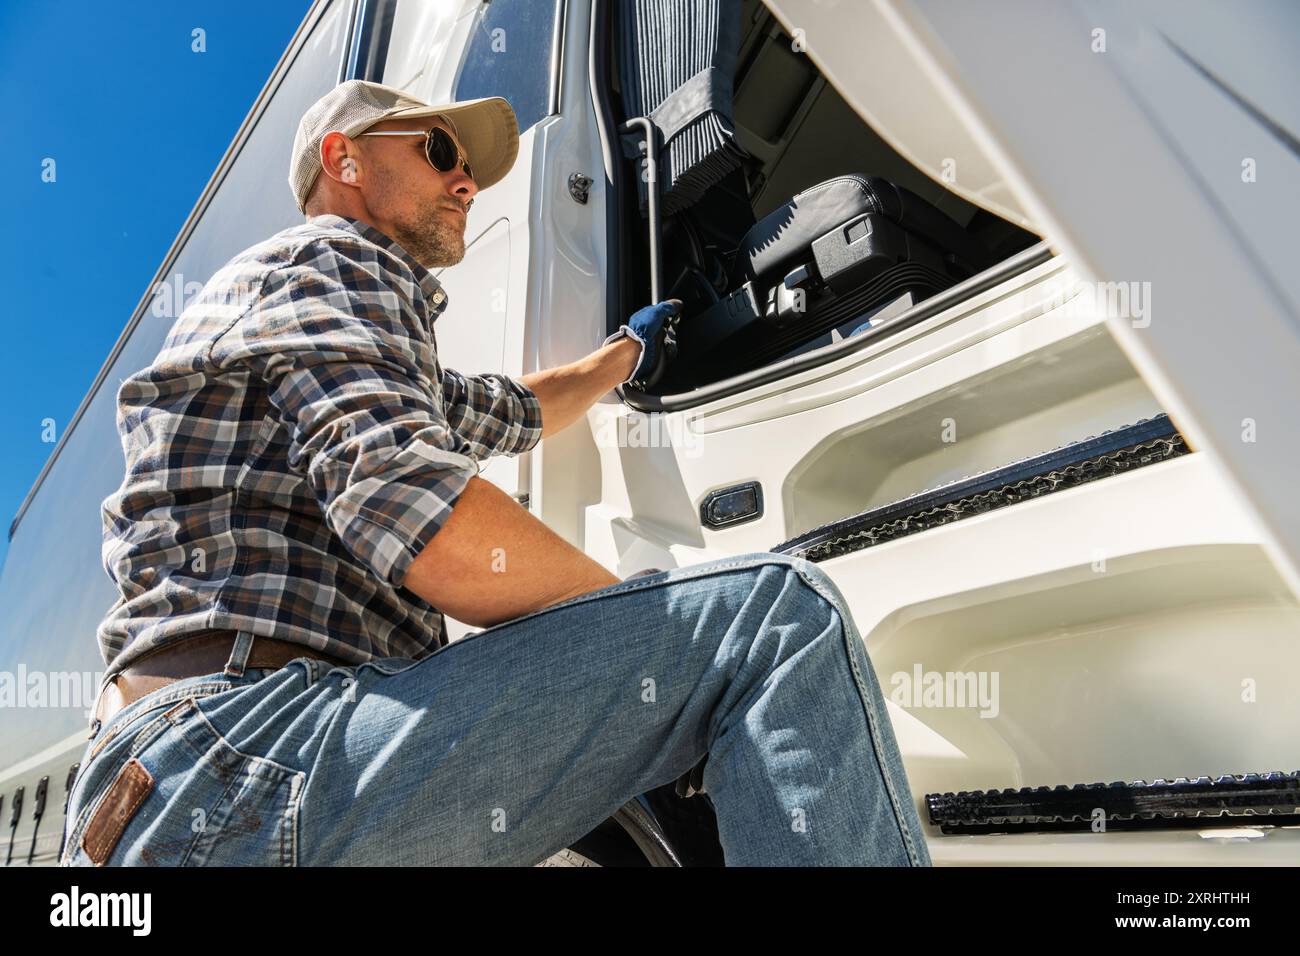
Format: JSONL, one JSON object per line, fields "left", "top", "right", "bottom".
{"left": 5, "top": 0, "right": 1297, "bottom": 865}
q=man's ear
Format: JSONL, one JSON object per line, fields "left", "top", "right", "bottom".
{"left": 319, "top": 131, "right": 360, "bottom": 188}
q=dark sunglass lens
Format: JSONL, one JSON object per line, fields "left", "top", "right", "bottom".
{"left": 426, "top": 128, "right": 458, "bottom": 171}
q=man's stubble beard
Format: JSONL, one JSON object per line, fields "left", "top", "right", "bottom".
{"left": 392, "top": 204, "right": 465, "bottom": 270}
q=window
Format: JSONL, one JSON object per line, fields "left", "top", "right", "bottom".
{"left": 381, "top": 0, "right": 464, "bottom": 97}
{"left": 452, "top": 0, "right": 561, "bottom": 134}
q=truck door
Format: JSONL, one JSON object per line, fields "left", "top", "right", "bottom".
{"left": 373, "top": 0, "right": 566, "bottom": 508}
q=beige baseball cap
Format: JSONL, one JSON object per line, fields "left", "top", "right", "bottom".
{"left": 289, "top": 79, "right": 519, "bottom": 213}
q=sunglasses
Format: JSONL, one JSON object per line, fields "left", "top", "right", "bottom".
{"left": 360, "top": 125, "right": 476, "bottom": 187}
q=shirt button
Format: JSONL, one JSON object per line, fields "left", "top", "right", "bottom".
{"left": 432, "top": 291, "right": 445, "bottom": 305}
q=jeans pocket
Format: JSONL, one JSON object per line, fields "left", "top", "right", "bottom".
{"left": 63, "top": 695, "right": 306, "bottom": 867}
{"left": 60, "top": 698, "right": 185, "bottom": 866}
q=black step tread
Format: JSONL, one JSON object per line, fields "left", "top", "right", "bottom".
{"left": 928, "top": 770, "right": 1300, "bottom": 834}
{"left": 773, "top": 413, "right": 1188, "bottom": 561}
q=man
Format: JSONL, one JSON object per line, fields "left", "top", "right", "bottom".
{"left": 60, "top": 80, "right": 930, "bottom": 866}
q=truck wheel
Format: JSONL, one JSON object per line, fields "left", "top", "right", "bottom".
{"left": 535, "top": 788, "right": 722, "bottom": 866}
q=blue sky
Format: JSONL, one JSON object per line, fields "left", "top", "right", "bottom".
{"left": 0, "top": 0, "right": 313, "bottom": 569}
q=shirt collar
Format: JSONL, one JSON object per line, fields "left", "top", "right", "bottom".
{"left": 307, "top": 213, "right": 449, "bottom": 319}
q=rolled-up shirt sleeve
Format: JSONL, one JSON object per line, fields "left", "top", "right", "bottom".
{"left": 211, "top": 238, "right": 479, "bottom": 590}
{"left": 440, "top": 368, "right": 544, "bottom": 460}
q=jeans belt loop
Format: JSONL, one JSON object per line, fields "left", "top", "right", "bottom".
{"left": 223, "top": 629, "right": 256, "bottom": 679}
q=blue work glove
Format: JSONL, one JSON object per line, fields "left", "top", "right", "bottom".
{"left": 601, "top": 298, "right": 683, "bottom": 391}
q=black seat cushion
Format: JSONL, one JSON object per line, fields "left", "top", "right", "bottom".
{"left": 731, "top": 175, "right": 991, "bottom": 289}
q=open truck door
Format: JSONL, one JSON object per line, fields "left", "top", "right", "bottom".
{"left": 765, "top": 0, "right": 1300, "bottom": 596}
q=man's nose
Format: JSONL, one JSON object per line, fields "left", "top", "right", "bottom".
{"left": 446, "top": 168, "right": 478, "bottom": 202}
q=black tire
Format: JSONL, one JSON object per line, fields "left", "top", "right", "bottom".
{"left": 534, "top": 789, "right": 722, "bottom": 867}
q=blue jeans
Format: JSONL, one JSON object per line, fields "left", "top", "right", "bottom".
{"left": 60, "top": 552, "right": 931, "bottom": 866}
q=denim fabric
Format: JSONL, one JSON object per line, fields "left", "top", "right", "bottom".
{"left": 61, "top": 552, "right": 931, "bottom": 866}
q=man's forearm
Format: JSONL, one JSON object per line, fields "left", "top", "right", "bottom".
{"left": 520, "top": 337, "right": 639, "bottom": 440}
{"left": 403, "top": 475, "right": 621, "bottom": 628}
{"left": 401, "top": 339, "right": 640, "bottom": 627}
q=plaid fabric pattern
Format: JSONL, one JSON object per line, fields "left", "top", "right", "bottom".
{"left": 97, "top": 213, "right": 543, "bottom": 678}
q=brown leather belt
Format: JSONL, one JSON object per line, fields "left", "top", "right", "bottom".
{"left": 92, "top": 629, "right": 349, "bottom": 729}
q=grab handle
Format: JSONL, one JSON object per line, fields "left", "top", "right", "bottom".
{"left": 620, "top": 116, "right": 663, "bottom": 302}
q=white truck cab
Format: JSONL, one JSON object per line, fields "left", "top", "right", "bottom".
{"left": 3, "top": 0, "right": 1297, "bottom": 866}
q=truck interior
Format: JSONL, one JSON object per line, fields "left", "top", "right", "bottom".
{"left": 602, "top": 0, "right": 1042, "bottom": 397}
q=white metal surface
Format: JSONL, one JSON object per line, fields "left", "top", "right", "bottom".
{"left": 583, "top": 257, "right": 1148, "bottom": 565}
{"left": 577, "top": 246, "right": 1299, "bottom": 862}
{"left": 765, "top": 0, "right": 1300, "bottom": 601}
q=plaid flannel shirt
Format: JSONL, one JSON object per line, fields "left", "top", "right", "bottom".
{"left": 96, "top": 213, "right": 543, "bottom": 681}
